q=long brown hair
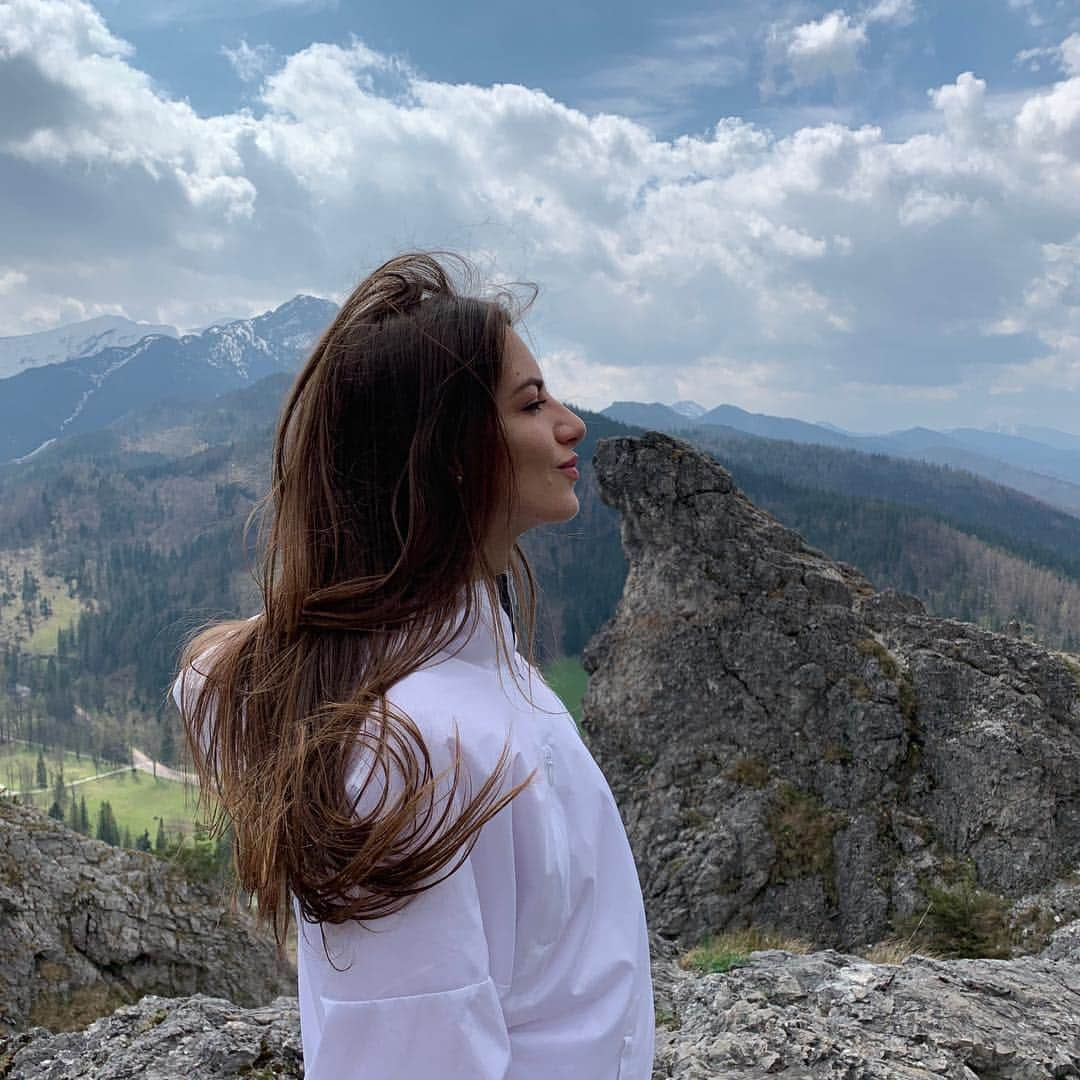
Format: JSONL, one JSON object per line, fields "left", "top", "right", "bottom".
{"left": 176, "top": 252, "right": 543, "bottom": 946}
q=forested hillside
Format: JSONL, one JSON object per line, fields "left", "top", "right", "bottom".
{"left": 2, "top": 378, "right": 1079, "bottom": 772}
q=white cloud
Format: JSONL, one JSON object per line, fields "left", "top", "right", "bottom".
{"left": 786, "top": 10, "right": 868, "bottom": 87}
{"left": 929, "top": 71, "right": 990, "bottom": 142}
{"left": 1060, "top": 33, "right": 1080, "bottom": 77}
{"left": 222, "top": 39, "right": 277, "bottom": 84}
{"left": 0, "top": 269, "right": 27, "bottom": 294}
{"left": 5, "top": 2, "right": 1080, "bottom": 428}
{"left": 864, "top": 0, "right": 916, "bottom": 25}
{"left": 1009, "top": 0, "right": 1045, "bottom": 29}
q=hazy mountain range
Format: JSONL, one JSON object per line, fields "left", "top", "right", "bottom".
{"left": 602, "top": 401, "right": 1080, "bottom": 518}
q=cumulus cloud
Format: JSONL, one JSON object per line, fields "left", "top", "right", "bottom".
{"left": 4, "top": 0, "right": 1080, "bottom": 428}
{"left": 788, "top": 11, "right": 867, "bottom": 85}
{"left": 763, "top": 10, "right": 868, "bottom": 96}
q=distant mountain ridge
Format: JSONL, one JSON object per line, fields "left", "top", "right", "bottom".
{"left": 602, "top": 401, "right": 1080, "bottom": 517}
{"left": 0, "top": 296, "right": 336, "bottom": 462}
{"left": 0, "top": 315, "right": 179, "bottom": 381}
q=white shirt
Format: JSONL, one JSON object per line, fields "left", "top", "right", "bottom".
{"left": 174, "top": 586, "right": 654, "bottom": 1079}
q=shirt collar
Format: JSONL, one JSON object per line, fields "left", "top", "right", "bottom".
{"left": 428, "top": 578, "right": 516, "bottom": 669}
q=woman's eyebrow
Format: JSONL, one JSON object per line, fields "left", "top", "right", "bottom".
{"left": 512, "top": 377, "right": 545, "bottom": 395}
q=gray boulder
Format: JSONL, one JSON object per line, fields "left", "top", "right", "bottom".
{"left": 0, "top": 994, "right": 302, "bottom": 1079}
{"left": 582, "top": 431, "right": 1080, "bottom": 948}
{"left": 652, "top": 946, "right": 1080, "bottom": 1077}
{"left": 0, "top": 799, "right": 293, "bottom": 1033}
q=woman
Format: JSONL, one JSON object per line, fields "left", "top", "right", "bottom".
{"left": 172, "top": 252, "right": 654, "bottom": 1078}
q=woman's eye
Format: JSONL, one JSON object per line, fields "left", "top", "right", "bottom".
{"left": 525, "top": 398, "right": 547, "bottom": 412}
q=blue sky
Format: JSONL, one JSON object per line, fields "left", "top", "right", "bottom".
{"left": 3, "top": 0, "right": 1080, "bottom": 430}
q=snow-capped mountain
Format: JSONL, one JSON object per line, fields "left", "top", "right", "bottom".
{"left": 0, "top": 316, "right": 179, "bottom": 381}
{"left": 670, "top": 400, "right": 706, "bottom": 419}
{"left": 0, "top": 296, "right": 337, "bottom": 462}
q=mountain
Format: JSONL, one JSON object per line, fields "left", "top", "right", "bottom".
{"left": 603, "top": 401, "right": 699, "bottom": 431}
{"left": 942, "top": 427, "right": 1080, "bottom": 485}
{"left": 603, "top": 401, "right": 861, "bottom": 447}
{"left": 1009, "top": 424, "right": 1080, "bottom": 453}
{"left": 603, "top": 400, "right": 1080, "bottom": 518}
{"left": 0, "top": 296, "right": 337, "bottom": 462}
{"left": 0, "top": 316, "right": 179, "bottom": 381}
{"left": 670, "top": 400, "right": 706, "bottom": 419}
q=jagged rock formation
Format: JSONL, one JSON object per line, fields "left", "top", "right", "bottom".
{"left": 0, "top": 800, "right": 293, "bottom": 1033}
{"left": 582, "top": 431, "right": 1080, "bottom": 948}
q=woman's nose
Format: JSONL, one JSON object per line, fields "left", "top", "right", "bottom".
{"left": 560, "top": 408, "right": 586, "bottom": 444}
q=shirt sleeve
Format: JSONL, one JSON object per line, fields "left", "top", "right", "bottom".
{"left": 297, "top": 707, "right": 518, "bottom": 1080}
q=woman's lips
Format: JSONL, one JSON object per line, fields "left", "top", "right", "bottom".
{"left": 558, "top": 464, "right": 580, "bottom": 479}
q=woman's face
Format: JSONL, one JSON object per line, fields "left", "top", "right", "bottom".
{"left": 492, "top": 326, "right": 587, "bottom": 553}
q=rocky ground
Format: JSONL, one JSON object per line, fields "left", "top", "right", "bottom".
{"left": 4, "top": 929, "right": 1079, "bottom": 1077}
{"left": 0, "top": 800, "right": 292, "bottom": 1034}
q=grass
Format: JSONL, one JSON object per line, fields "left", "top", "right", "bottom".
{"left": 0, "top": 547, "right": 88, "bottom": 655}
{"left": 0, "top": 743, "right": 107, "bottom": 793}
{"left": 541, "top": 655, "right": 588, "bottom": 727}
{"left": 26, "top": 589, "right": 82, "bottom": 654}
{"left": 72, "top": 770, "right": 199, "bottom": 844}
{"left": 766, "top": 783, "right": 846, "bottom": 899}
{"left": 859, "top": 937, "right": 943, "bottom": 964}
{"left": 679, "top": 927, "right": 815, "bottom": 975}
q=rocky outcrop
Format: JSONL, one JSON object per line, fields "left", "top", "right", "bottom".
{"left": 6, "top": 938, "right": 1080, "bottom": 1078}
{"left": 0, "top": 994, "right": 303, "bottom": 1079}
{"left": 0, "top": 800, "right": 293, "bottom": 1033}
{"left": 649, "top": 944, "right": 1080, "bottom": 1077}
{"left": 582, "top": 431, "right": 1080, "bottom": 948}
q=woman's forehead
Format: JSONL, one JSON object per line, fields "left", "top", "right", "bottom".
{"left": 502, "top": 328, "right": 543, "bottom": 388}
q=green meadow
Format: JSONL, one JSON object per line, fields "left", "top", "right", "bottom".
{"left": 73, "top": 769, "right": 199, "bottom": 844}
{"left": 542, "top": 655, "right": 588, "bottom": 727}
{"left": 0, "top": 743, "right": 106, "bottom": 793}
{"left": 7, "top": 654, "right": 587, "bottom": 848}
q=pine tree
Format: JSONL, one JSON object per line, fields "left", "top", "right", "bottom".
{"left": 35, "top": 750, "right": 46, "bottom": 789}
{"left": 135, "top": 828, "right": 152, "bottom": 852}
{"left": 48, "top": 800, "right": 63, "bottom": 821}
{"left": 96, "top": 800, "right": 120, "bottom": 846}
{"left": 155, "top": 817, "right": 167, "bottom": 854}
{"left": 52, "top": 769, "right": 65, "bottom": 813}
{"left": 78, "top": 795, "right": 90, "bottom": 836}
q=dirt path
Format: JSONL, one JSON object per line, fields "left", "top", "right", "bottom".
{"left": 130, "top": 746, "right": 198, "bottom": 786}
{"left": 7, "top": 746, "right": 197, "bottom": 797}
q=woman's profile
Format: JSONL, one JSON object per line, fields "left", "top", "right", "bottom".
{"left": 171, "top": 252, "right": 654, "bottom": 1078}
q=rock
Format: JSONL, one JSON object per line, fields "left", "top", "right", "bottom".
{"left": 6, "top": 940, "right": 1080, "bottom": 1078}
{"left": 583, "top": 431, "right": 1080, "bottom": 948}
{"left": 0, "top": 994, "right": 302, "bottom": 1079}
{"left": 0, "top": 800, "right": 293, "bottom": 1033}
{"left": 651, "top": 945, "right": 1080, "bottom": 1078}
